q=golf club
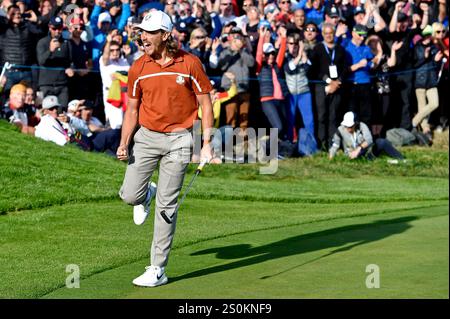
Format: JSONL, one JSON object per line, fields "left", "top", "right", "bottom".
{"left": 160, "top": 159, "right": 208, "bottom": 224}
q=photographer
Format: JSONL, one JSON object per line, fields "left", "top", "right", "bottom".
{"left": 211, "top": 26, "right": 255, "bottom": 135}
{"left": 36, "top": 16, "right": 74, "bottom": 111}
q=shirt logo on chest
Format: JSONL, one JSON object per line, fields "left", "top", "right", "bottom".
{"left": 176, "top": 75, "right": 185, "bottom": 85}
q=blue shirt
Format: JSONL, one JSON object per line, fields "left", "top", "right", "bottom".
{"left": 342, "top": 39, "right": 374, "bottom": 84}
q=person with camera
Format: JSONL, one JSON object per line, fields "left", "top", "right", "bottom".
{"left": 0, "top": 3, "right": 42, "bottom": 93}
{"left": 329, "top": 111, "right": 404, "bottom": 162}
{"left": 211, "top": 26, "right": 255, "bottom": 135}
{"left": 36, "top": 16, "right": 74, "bottom": 111}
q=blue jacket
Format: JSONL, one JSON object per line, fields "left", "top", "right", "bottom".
{"left": 258, "top": 64, "right": 290, "bottom": 98}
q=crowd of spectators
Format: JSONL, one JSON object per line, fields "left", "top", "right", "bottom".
{"left": 0, "top": 0, "right": 448, "bottom": 159}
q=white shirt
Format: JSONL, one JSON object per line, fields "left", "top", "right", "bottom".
{"left": 34, "top": 115, "right": 68, "bottom": 146}
{"left": 99, "top": 56, "right": 130, "bottom": 106}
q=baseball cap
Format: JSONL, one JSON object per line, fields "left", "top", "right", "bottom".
{"left": 353, "top": 6, "right": 365, "bottom": 16}
{"left": 264, "top": 3, "right": 277, "bottom": 16}
{"left": 49, "top": 16, "right": 63, "bottom": 27}
{"left": 42, "top": 95, "right": 61, "bottom": 109}
{"left": 230, "top": 26, "right": 244, "bottom": 36}
{"left": 175, "top": 21, "right": 188, "bottom": 33}
{"left": 68, "top": 99, "right": 80, "bottom": 112}
{"left": 98, "top": 12, "right": 112, "bottom": 24}
{"left": 325, "top": 4, "right": 340, "bottom": 18}
{"left": 263, "top": 42, "right": 275, "bottom": 54}
{"left": 135, "top": 10, "right": 173, "bottom": 32}
{"left": 353, "top": 24, "right": 368, "bottom": 36}
{"left": 341, "top": 112, "right": 356, "bottom": 127}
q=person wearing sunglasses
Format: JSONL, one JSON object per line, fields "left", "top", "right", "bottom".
{"left": 303, "top": 22, "right": 318, "bottom": 54}
{"left": 186, "top": 27, "right": 210, "bottom": 65}
{"left": 284, "top": 33, "right": 315, "bottom": 144}
{"left": 34, "top": 95, "right": 70, "bottom": 146}
{"left": 275, "top": 0, "right": 293, "bottom": 25}
{"left": 431, "top": 22, "right": 449, "bottom": 132}
{"left": 256, "top": 26, "right": 290, "bottom": 141}
{"left": 342, "top": 24, "right": 383, "bottom": 130}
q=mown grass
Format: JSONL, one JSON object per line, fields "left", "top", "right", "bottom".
{"left": 0, "top": 119, "right": 448, "bottom": 299}
{"left": 1, "top": 120, "right": 448, "bottom": 214}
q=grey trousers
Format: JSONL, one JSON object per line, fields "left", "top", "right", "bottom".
{"left": 119, "top": 126, "right": 192, "bottom": 267}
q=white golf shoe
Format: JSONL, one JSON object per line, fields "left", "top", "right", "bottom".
{"left": 133, "top": 182, "right": 157, "bottom": 225}
{"left": 132, "top": 265, "right": 168, "bottom": 287}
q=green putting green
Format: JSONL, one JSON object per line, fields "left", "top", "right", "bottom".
{"left": 43, "top": 205, "right": 448, "bottom": 299}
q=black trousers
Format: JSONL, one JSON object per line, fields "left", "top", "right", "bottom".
{"left": 314, "top": 84, "right": 341, "bottom": 150}
{"left": 391, "top": 74, "right": 413, "bottom": 130}
{"left": 348, "top": 83, "right": 372, "bottom": 126}
{"left": 362, "top": 138, "right": 404, "bottom": 160}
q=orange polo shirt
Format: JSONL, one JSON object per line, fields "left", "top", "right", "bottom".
{"left": 128, "top": 50, "right": 213, "bottom": 133}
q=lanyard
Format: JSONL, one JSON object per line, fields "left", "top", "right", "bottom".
{"left": 323, "top": 43, "right": 335, "bottom": 65}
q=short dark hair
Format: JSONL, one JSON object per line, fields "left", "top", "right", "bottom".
{"left": 109, "top": 40, "right": 121, "bottom": 48}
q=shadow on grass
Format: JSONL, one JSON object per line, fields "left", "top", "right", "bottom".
{"left": 170, "top": 216, "right": 418, "bottom": 283}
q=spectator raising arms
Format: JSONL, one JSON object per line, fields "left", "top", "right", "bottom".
{"left": 256, "top": 25, "right": 289, "bottom": 140}
{"left": 211, "top": 27, "right": 255, "bottom": 136}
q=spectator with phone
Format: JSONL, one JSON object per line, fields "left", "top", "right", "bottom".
{"left": 36, "top": 16, "right": 74, "bottom": 111}
{"left": 0, "top": 3, "right": 42, "bottom": 93}
{"left": 211, "top": 27, "right": 255, "bottom": 136}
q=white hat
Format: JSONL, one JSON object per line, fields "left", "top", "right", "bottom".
{"left": 68, "top": 99, "right": 80, "bottom": 112}
{"left": 263, "top": 42, "right": 275, "bottom": 54}
{"left": 341, "top": 112, "right": 356, "bottom": 127}
{"left": 42, "top": 95, "right": 61, "bottom": 109}
{"left": 98, "top": 12, "right": 112, "bottom": 24}
{"left": 135, "top": 10, "right": 173, "bottom": 32}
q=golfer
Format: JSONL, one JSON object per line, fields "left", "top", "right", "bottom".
{"left": 117, "top": 10, "right": 214, "bottom": 287}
